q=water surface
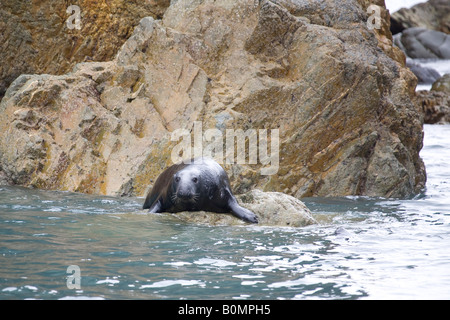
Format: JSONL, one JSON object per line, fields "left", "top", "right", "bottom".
{"left": 1, "top": 125, "right": 450, "bottom": 300}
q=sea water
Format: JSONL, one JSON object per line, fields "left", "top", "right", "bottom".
{"left": 1, "top": 124, "right": 449, "bottom": 300}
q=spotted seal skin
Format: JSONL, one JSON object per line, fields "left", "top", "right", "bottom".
{"left": 143, "top": 157, "right": 258, "bottom": 223}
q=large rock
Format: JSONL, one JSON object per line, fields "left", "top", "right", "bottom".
{"left": 167, "top": 189, "right": 317, "bottom": 227}
{"left": 0, "top": 0, "right": 426, "bottom": 199}
{"left": 0, "top": 0, "right": 170, "bottom": 98}
{"left": 393, "top": 27, "right": 450, "bottom": 59}
{"left": 390, "top": 0, "right": 450, "bottom": 35}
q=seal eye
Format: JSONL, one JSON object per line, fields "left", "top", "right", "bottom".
{"left": 192, "top": 177, "right": 198, "bottom": 183}
{"left": 175, "top": 176, "right": 180, "bottom": 183}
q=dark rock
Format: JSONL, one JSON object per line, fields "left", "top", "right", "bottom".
{"left": 395, "top": 27, "right": 450, "bottom": 59}
{"left": 406, "top": 59, "right": 441, "bottom": 84}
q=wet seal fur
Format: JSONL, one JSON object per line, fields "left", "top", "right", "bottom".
{"left": 143, "top": 157, "right": 258, "bottom": 223}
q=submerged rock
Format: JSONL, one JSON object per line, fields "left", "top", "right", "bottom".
{"left": 166, "top": 190, "right": 317, "bottom": 227}
{"left": 0, "top": 0, "right": 426, "bottom": 199}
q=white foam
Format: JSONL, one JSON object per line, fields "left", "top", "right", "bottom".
{"left": 232, "top": 274, "right": 265, "bottom": 279}
{"left": 194, "top": 258, "right": 237, "bottom": 267}
{"left": 241, "top": 280, "right": 265, "bottom": 286}
{"left": 163, "top": 261, "right": 193, "bottom": 267}
{"left": 139, "top": 279, "right": 204, "bottom": 289}
{"left": 23, "top": 285, "right": 38, "bottom": 291}
{"left": 96, "top": 278, "right": 120, "bottom": 285}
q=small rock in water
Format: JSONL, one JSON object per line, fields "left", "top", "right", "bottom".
{"left": 431, "top": 73, "right": 450, "bottom": 93}
{"left": 168, "top": 189, "right": 317, "bottom": 227}
{"left": 333, "top": 226, "right": 351, "bottom": 241}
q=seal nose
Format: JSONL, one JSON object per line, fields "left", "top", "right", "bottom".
{"left": 177, "top": 190, "right": 191, "bottom": 200}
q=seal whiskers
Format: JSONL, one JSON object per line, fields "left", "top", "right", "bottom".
{"left": 191, "top": 193, "right": 200, "bottom": 203}
{"left": 170, "top": 193, "right": 179, "bottom": 204}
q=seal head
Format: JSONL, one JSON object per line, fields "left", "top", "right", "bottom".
{"left": 143, "top": 157, "right": 258, "bottom": 223}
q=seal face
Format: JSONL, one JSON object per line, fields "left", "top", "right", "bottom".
{"left": 143, "top": 157, "right": 258, "bottom": 223}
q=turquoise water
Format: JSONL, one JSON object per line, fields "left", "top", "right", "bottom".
{"left": 1, "top": 124, "right": 450, "bottom": 300}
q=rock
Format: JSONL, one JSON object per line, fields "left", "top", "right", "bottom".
{"left": 166, "top": 189, "right": 317, "bottom": 227}
{"left": 431, "top": 73, "right": 450, "bottom": 93}
{"left": 415, "top": 74, "right": 450, "bottom": 124}
{"left": 406, "top": 59, "right": 441, "bottom": 84}
{"left": 394, "top": 27, "right": 450, "bottom": 59}
{"left": 0, "top": 0, "right": 170, "bottom": 98}
{"left": 0, "top": 0, "right": 426, "bottom": 199}
{"left": 416, "top": 90, "right": 450, "bottom": 124}
{"left": 390, "top": 0, "right": 450, "bottom": 35}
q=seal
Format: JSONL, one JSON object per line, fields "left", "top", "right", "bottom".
{"left": 143, "top": 157, "right": 258, "bottom": 223}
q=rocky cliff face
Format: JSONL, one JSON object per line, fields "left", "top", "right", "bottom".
{"left": 0, "top": 0, "right": 426, "bottom": 199}
{"left": 0, "top": 0, "right": 170, "bottom": 97}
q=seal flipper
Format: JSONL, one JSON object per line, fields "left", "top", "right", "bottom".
{"left": 147, "top": 200, "right": 162, "bottom": 213}
{"left": 228, "top": 199, "right": 258, "bottom": 223}
{"left": 143, "top": 189, "right": 162, "bottom": 211}
{"left": 143, "top": 193, "right": 156, "bottom": 209}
